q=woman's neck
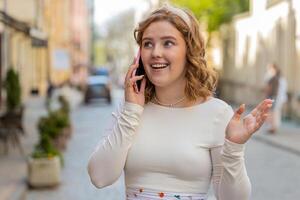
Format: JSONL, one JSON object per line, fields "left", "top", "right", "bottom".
{"left": 154, "top": 82, "right": 188, "bottom": 107}
{"left": 153, "top": 84, "right": 208, "bottom": 108}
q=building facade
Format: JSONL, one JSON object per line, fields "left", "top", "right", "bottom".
{"left": 0, "top": 0, "right": 48, "bottom": 104}
{"left": 69, "top": 0, "right": 91, "bottom": 87}
{"left": 220, "top": 0, "right": 300, "bottom": 120}
{"left": 0, "top": 0, "right": 91, "bottom": 106}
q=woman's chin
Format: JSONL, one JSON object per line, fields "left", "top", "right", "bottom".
{"left": 148, "top": 78, "right": 168, "bottom": 87}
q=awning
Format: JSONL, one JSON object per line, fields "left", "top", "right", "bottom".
{"left": 0, "top": 11, "right": 29, "bottom": 34}
{"left": 0, "top": 10, "right": 48, "bottom": 47}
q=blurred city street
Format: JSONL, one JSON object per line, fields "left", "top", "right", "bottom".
{"left": 1, "top": 0, "right": 300, "bottom": 200}
{"left": 25, "top": 89, "right": 126, "bottom": 200}
{"left": 0, "top": 88, "right": 300, "bottom": 200}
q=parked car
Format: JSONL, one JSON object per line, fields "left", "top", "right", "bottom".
{"left": 92, "top": 68, "right": 109, "bottom": 76}
{"left": 84, "top": 75, "right": 112, "bottom": 104}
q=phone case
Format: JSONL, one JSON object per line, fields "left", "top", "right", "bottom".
{"left": 135, "top": 50, "right": 145, "bottom": 90}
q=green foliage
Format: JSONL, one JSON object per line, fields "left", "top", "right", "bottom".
{"left": 94, "top": 40, "right": 107, "bottom": 66}
{"left": 52, "top": 110, "right": 70, "bottom": 129}
{"left": 31, "top": 134, "right": 64, "bottom": 165}
{"left": 38, "top": 116, "right": 59, "bottom": 139}
{"left": 37, "top": 109, "right": 70, "bottom": 140}
{"left": 32, "top": 134, "right": 60, "bottom": 158}
{"left": 58, "top": 95, "right": 70, "bottom": 115}
{"left": 171, "top": 0, "right": 249, "bottom": 32}
{"left": 4, "top": 68, "right": 21, "bottom": 111}
{"left": 32, "top": 96, "right": 71, "bottom": 165}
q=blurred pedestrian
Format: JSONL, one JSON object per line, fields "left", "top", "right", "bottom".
{"left": 46, "top": 80, "right": 55, "bottom": 99}
{"left": 88, "top": 4, "right": 273, "bottom": 200}
{"left": 264, "top": 63, "right": 287, "bottom": 133}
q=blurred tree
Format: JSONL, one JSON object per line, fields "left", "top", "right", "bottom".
{"left": 93, "top": 9, "right": 136, "bottom": 84}
{"left": 94, "top": 40, "right": 107, "bottom": 66}
{"left": 171, "top": 0, "right": 249, "bottom": 32}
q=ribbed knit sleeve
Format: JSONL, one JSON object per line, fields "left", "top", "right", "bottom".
{"left": 87, "top": 102, "right": 144, "bottom": 188}
{"left": 210, "top": 105, "right": 251, "bottom": 200}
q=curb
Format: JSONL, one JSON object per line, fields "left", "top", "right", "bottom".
{"left": 5, "top": 179, "right": 27, "bottom": 200}
{"left": 253, "top": 134, "right": 300, "bottom": 157}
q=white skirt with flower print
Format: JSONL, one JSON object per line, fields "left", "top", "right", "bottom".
{"left": 126, "top": 187, "right": 207, "bottom": 200}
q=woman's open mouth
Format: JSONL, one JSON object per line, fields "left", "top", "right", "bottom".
{"left": 150, "top": 63, "right": 169, "bottom": 70}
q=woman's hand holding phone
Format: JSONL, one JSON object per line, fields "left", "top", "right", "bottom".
{"left": 124, "top": 57, "right": 146, "bottom": 107}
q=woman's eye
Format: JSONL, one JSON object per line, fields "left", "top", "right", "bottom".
{"left": 143, "top": 42, "right": 153, "bottom": 48}
{"left": 164, "top": 40, "right": 174, "bottom": 47}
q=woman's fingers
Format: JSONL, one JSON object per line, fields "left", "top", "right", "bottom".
{"left": 124, "top": 58, "right": 146, "bottom": 105}
{"left": 251, "top": 99, "right": 273, "bottom": 117}
{"left": 233, "top": 104, "right": 245, "bottom": 120}
{"left": 257, "top": 113, "right": 268, "bottom": 126}
{"left": 139, "top": 77, "right": 147, "bottom": 93}
{"left": 125, "top": 63, "right": 139, "bottom": 81}
{"left": 132, "top": 69, "right": 137, "bottom": 79}
{"left": 124, "top": 63, "right": 144, "bottom": 94}
{"left": 253, "top": 113, "right": 268, "bottom": 132}
{"left": 131, "top": 75, "right": 144, "bottom": 83}
{"left": 235, "top": 99, "right": 272, "bottom": 122}
{"left": 125, "top": 75, "right": 144, "bottom": 89}
{"left": 252, "top": 100, "right": 272, "bottom": 130}
{"left": 251, "top": 100, "right": 265, "bottom": 116}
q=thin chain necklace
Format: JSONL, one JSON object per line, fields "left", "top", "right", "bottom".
{"left": 154, "top": 95, "right": 186, "bottom": 107}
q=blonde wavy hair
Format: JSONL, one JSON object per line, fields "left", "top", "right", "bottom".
{"left": 134, "top": 5, "right": 217, "bottom": 103}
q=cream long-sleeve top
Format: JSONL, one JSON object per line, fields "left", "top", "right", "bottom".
{"left": 88, "top": 98, "right": 251, "bottom": 200}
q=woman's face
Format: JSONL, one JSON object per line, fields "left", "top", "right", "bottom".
{"left": 141, "top": 20, "right": 187, "bottom": 89}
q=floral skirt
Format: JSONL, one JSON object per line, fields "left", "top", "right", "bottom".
{"left": 126, "top": 187, "right": 207, "bottom": 200}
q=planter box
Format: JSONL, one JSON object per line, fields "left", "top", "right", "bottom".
{"left": 27, "top": 156, "right": 61, "bottom": 187}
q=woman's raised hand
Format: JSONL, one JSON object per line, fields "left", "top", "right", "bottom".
{"left": 225, "top": 99, "right": 273, "bottom": 144}
{"left": 124, "top": 62, "right": 146, "bottom": 107}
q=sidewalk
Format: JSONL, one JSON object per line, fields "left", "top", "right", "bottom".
{"left": 0, "top": 87, "right": 83, "bottom": 200}
{"left": 253, "top": 121, "right": 300, "bottom": 156}
{"left": 233, "top": 104, "right": 300, "bottom": 156}
{"left": 0, "top": 97, "right": 47, "bottom": 200}
{"left": 0, "top": 95, "right": 299, "bottom": 200}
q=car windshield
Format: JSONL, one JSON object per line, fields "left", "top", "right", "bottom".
{"left": 87, "top": 75, "right": 108, "bottom": 85}
{"left": 93, "top": 68, "right": 109, "bottom": 76}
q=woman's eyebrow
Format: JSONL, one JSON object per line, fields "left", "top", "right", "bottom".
{"left": 142, "top": 37, "right": 152, "bottom": 42}
{"left": 142, "top": 36, "right": 177, "bottom": 41}
{"left": 160, "top": 36, "right": 177, "bottom": 40}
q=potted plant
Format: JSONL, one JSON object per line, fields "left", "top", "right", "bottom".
{"left": 39, "top": 95, "right": 72, "bottom": 151}
{"left": 4, "top": 68, "right": 22, "bottom": 113}
{"left": 28, "top": 131, "right": 63, "bottom": 187}
{"left": 1, "top": 68, "right": 25, "bottom": 134}
{"left": 42, "top": 110, "right": 69, "bottom": 150}
{"left": 49, "top": 95, "right": 72, "bottom": 149}
{"left": 57, "top": 95, "right": 72, "bottom": 139}
{"left": 27, "top": 95, "right": 72, "bottom": 187}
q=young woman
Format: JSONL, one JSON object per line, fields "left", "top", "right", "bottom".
{"left": 88, "top": 5, "right": 273, "bottom": 200}
{"left": 264, "top": 63, "right": 287, "bottom": 133}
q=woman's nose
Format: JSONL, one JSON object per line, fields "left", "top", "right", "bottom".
{"left": 151, "top": 45, "right": 163, "bottom": 58}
